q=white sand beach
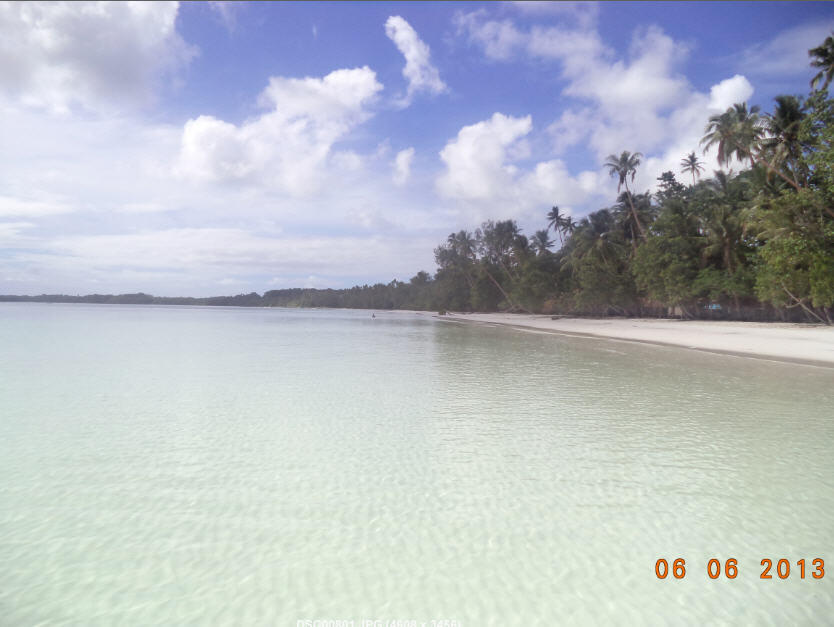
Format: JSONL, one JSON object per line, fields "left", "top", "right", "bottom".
{"left": 440, "top": 313, "right": 834, "bottom": 367}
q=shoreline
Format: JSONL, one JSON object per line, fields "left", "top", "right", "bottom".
{"left": 439, "top": 313, "right": 834, "bottom": 369}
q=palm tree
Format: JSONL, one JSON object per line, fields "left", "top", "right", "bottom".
{"left": 479, "top": 219, "right": 527, "bottom": 285}
{"left": 511, "top": 233, "right": 531, "bottom": 263}
{"left": 438, "top": 230, "right": 478, "bottom": 291}
{"left": 680, "top": 151, "right": 705, "bottom": 186}
{"left": 560, "top": 216, "right": 577, "bottom": 241}
{"left": 476, "top": 221, "right": 532, "bottom": 312}
{"left": 698, "top": 171, "right": 751, "bottom": 313}
{"left": 547, "top": 206, "right": 565, "bottom": 244}
{"left": 614, "top": 191, "right": 654, "bottom": 252}
{"left": 810, "top": 32, "right": 834, "bottom": 91}
{"left": 701, "top": 172, "right": 747, "bottom": 275}
{"left": 530, "top": 229, "right": 554, "bottom": 256}
{"left": 448, "top": 230, "right": 477, "bottom": 261}
{"left": 701, "top": 109, "right": 740, "bottom": 166}
{"left": 702, "top": 103, "right": 763, "bottom": 167}
{"left": 701, "top": 103, "right": 800, "bottom": 191}
{"left": 565, "top": 209, "right": 623, "bottom": 273}
{"left": 762, "top": 95, "right": 806, "bottom": 187}
{"left": 546, "top": 205, "right": 577, "bottom": 245}
{"left": 733, "top": 102, "right": 766, "bottom": 165}
{"left": 604, "top": 151, "right": 646, "bottom": 238}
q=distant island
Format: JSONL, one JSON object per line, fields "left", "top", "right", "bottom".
{"left": 0, "top": 289, "right": 413, "bottom": 310}
{"left": 5, "top": 34, "right": 834, "bottom": 325}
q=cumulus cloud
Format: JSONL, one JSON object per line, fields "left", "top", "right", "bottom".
{"left": 456, "top": 8, "right": 761, "bottom": 198}
{"left": 546, "top": 108, "right": 594, "bottom": 154}
{"left": 436, "top": 112, "right": 608, "bottom": 223}
{"left": 393, "top": 147, "right": 415, "bottom": 185}
{"left": 565, "top": 26, "right": 690, "bottom": 112}
{"left": 0, "top": 1, "right": 196, "bottom": 112}
{"left": 447, "top": 8, "right": 776, "bottom": 221}
{"left": 627, "top": 75, "right": 756, "bottom": 193}
{"left": 176, "top": 67, "right": 383, "bottom": 195}
{"left": 455, "top": 12, "right": 526, "bottom": 60}
{"left": 458, "top": 17, "right": 692, "bottom": 157}
{"left": 0, "top": 7, "right": 458, "bottom": 296}
{"left": 456, "top": 8, "right": 607, "bottom": 64}
{"left": 0, "top": 77, "right": 451, "bottom": 297}
{"left": 385, "top": 15, "right": 447, "bottom": 104}
{"left": 437, "top": 113, "right": 532, "bottom": 200}
{"left": 708, "top": 75, "right": 754, "bottom": 111}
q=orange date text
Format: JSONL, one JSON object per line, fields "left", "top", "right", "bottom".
{"left": 654, "top": 558, "right": 824, "bottom": 580}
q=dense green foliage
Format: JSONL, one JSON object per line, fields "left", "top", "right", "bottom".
{"left": 4, "top": 36, "right": 833, "bottom": 323}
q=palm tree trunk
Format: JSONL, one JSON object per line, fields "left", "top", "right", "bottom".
{"left": 782, "top": 283, "right": 829, "bottom": 324}
{"left": 498, "top": 258, "right": 519, "bottom": 282}
{"left": 483, "top": 267, "right": 530, "bottom": 313}
{"left": 746, "top": 149, "right": 800, "bottom": 191}
{"left": 623, "top": 184, "right": 646, "bottom": 239}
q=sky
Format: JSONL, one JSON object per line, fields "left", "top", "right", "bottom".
{"left": 1, "top": 1, "right": 832, "bottom": 296}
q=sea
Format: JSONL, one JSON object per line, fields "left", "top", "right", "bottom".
{"left": 1, "top": 303, "right": 832, "bottom": 625}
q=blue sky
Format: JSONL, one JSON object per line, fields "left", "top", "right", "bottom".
{"left": 1, "top": 1, "right": 832, "bottom": 296}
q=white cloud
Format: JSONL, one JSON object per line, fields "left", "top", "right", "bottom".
{"left": 448, "top": 8, "right": 778, "bottom": 221}
{"left": 455, "top": 10, "right": 607, "bottom": 64}
{"left": 564, "top": 26, "right": 690, "bottom": 112}
{"left": 708, "top": 75, "right": 754, "bottom": 111}
{"left": 436, "top": 112, "right": 608, "bottom": 224}
{"left": 393, "top": 147, "right": 415, "bottom": 185}
{"left": 0, "top": 69, "right": 470, "bottom": 294}
{"left": 385, "top": 16, "right": 447, "bottom": 105}
{"left": 521, "top": 158, "right": 609, "bottom": 209}
{"left": 627, "top": 76, "right": 755, "bottom": 194}
{"left": 176, "top": 67, "right": 383, "bottom": 195}
{"left": 456, "top": 8, "right": 760, "bottom": 197}
{"left": 527, "top": 24, "right": 609, "bottom": 70}
{"left": 458, "top": 12, "right": 693, "bottom": 158}
{"left": 437, "top": 113, "right": 532, "bottom": 200}
{"left": 547, "top": 108, "right": 594, "bottom": 154}
{"left": 0, "top": 90, "right": 449, "bottom": 296}
{"left": 737, "top": 20, "right": 834, "bottom": 79}
{"left": 0, "top": 1, "right": 196, "bottom": 112}
{"left": 455, "top": 12, "right": 526, "bottom": 60}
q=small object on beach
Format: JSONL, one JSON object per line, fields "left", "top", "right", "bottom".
{"left": 372, "top": 313, "right": 375, "bottom": 318}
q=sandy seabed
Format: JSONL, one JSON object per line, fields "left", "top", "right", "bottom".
{"left": 438, "top": 312, "right": 834, "bottom": 367}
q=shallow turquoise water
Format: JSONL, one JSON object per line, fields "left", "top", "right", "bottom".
{"left": 1, "top": 303, "right": 832, "bottom": 625}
